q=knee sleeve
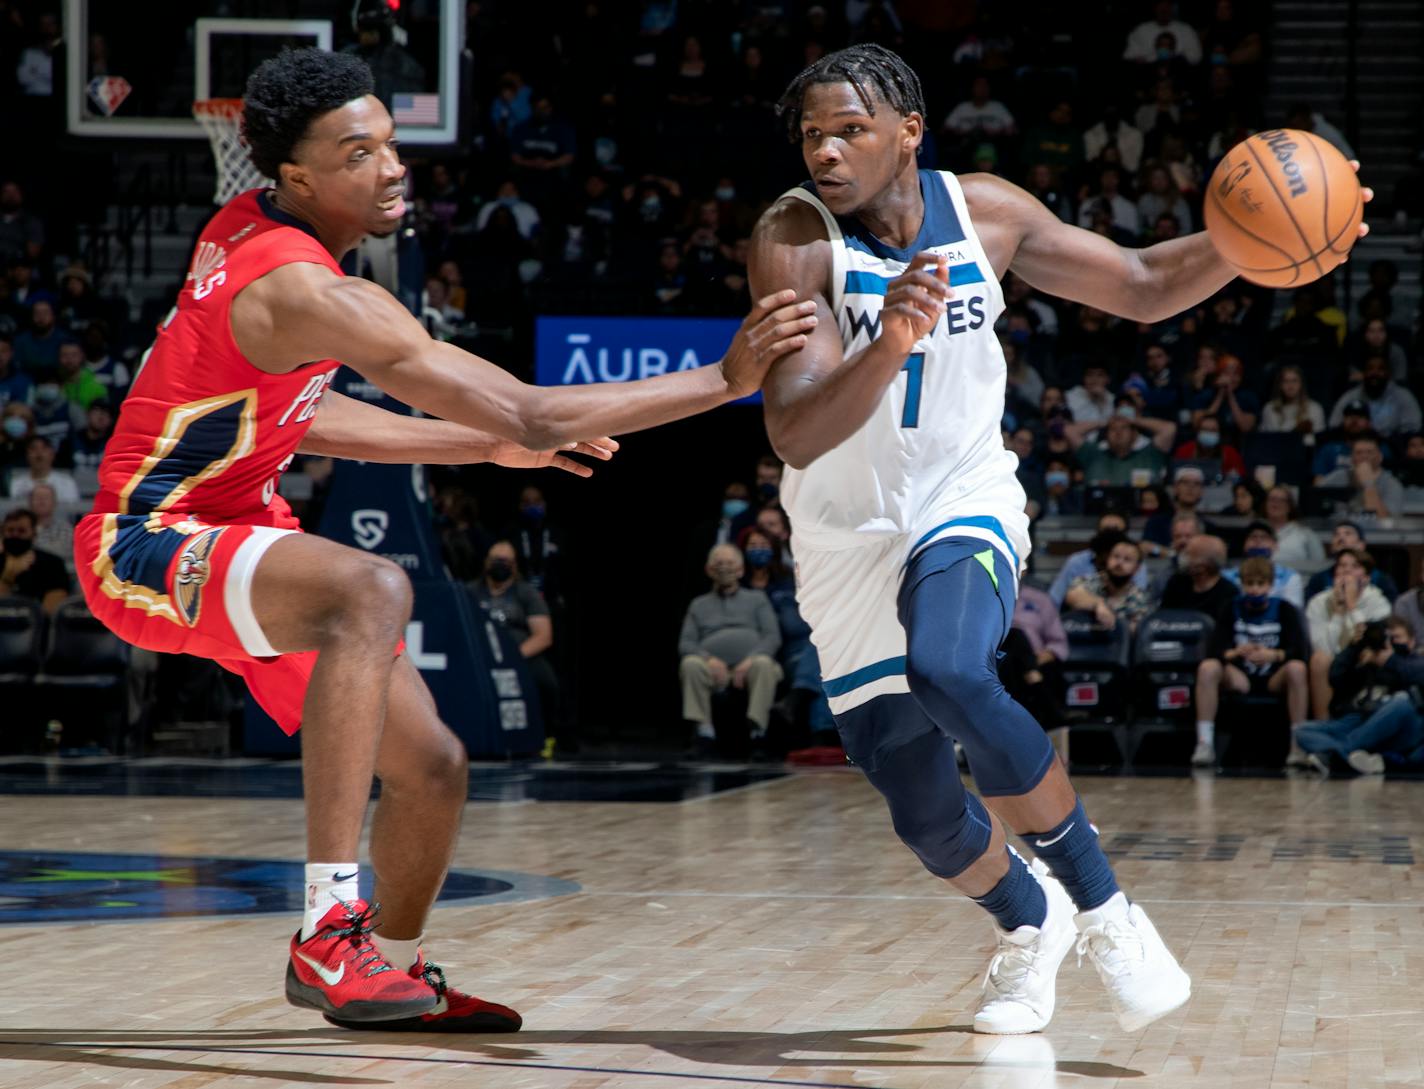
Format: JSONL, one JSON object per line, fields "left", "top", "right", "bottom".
{"left": 899, "top": 542, "right": 1055, "bottom": 796}
{"left": 862, "top": 728, "right": 993, "bottom": 879}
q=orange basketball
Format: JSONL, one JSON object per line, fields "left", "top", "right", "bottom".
{"left": 1203, "top": 129, "right": 1363, "bottom": 288}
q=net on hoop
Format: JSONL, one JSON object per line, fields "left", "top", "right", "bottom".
{"left": 194, "top": 99, "right": 272, "bottom": 206}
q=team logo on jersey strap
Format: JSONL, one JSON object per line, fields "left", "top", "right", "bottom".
{"left": 174, "top": 528, "right": 224, "bottom": 626}
{"left": 188, "top": 241, "right": 228, "bottom": 301}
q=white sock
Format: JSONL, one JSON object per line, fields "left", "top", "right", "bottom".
{"left": 1196, "top": 720, "right": 1214, "bottom": 747}
{"left": 372, "top": 932, "right": 423, "bottom": 971}
{"left": 696, "top": 722, "right": 715, "bottom": 740}
{"left": 302, "top": 862, "right": 359, "bottom": 940}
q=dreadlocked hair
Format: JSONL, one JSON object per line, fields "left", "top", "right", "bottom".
{"left": 775, "top": 44, "right": 925, "bottom": 143}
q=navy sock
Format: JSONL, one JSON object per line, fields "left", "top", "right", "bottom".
{"left": 1027, "top": 798, "right": 1120, "bottom": 912}
{"left": 972, "top": 848, "right": 1047, "bottom": 931}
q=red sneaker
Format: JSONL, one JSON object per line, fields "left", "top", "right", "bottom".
{"left": 286, "top": 900, "right": 438, "bottom": 1022}
{"left": 324, "top": 953, "right": 522, "bottom": 1033}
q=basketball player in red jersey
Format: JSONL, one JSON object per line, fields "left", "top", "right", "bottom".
{"left": 75, "top": 49, "right": 817, "bottom": 1032}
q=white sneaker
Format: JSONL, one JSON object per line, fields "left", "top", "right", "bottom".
{"left": 974, "top": 859, "right": 1077, "bottom": 1034}
{"left": 1347, "top": 749, "right": 1385, "bottom": 775}
{"left": 1075, "top": 893, "right": 1191, "bottom": 1032}
{"left": 1190, "top": 740, "right": 1215, "bottom": 767}
{"left": 1285, "top": 745, "right": 1310, "bottom": 769}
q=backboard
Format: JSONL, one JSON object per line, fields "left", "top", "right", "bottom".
{"left": 65, "top": 0, "right": 462, "bottom": 144}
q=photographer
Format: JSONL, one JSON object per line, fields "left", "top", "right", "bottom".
{"left": 1295, "top": 617, "right": 1424, "bottom": 775}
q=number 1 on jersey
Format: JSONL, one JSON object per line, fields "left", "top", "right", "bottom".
{"left": 901, "top": 353, "right": 926, "bottom": 428}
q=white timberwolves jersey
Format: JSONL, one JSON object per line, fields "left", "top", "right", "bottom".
{"left": 780, "top": 169, "right": 1029, "bottom": 573}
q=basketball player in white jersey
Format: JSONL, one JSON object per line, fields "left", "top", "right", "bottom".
{"left": 750, "top": 45, "right": 1371, "bottom": 1034}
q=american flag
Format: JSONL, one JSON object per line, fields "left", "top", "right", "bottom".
{"left": 393, "top": 93, "right": 441, "bottom": 126}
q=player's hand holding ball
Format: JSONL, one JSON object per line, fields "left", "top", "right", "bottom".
{"left": 1204, "top": 129, "right": 1372, "bottom": 287}
{"left": 720, "top": 289, "right": 819, "bottom": 399}
{"left": 880, "top": 252, "right": 951, "bottom": 356}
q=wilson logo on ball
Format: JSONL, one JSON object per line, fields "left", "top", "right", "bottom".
{"left": 1257, "top": 130, "right": 1308, "bottom": 197}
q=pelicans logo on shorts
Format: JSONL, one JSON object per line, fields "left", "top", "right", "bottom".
{"left": 174, "top": 528, "right": 224, "bottom": 626}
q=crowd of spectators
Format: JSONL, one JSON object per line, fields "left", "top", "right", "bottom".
{"left": 2, "top": 1, "right": 1423, "bottom": 769}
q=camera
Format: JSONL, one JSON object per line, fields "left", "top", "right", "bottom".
{"left": 1358, "top": 620, "right": 1390, "bottom": 652}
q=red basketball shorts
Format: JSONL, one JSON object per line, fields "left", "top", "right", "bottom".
{"left": 77, "top": 511, "right": 317, "bottom": 735}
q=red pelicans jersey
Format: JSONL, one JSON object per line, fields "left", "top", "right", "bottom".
{"left": 94, "top": 188, "right": 342, "bottom": 526}
{"left": 76, "top": 188, "right": 353, "bottom": 732}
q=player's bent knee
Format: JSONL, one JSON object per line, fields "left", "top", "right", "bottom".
{"left": 1198, "top": 658, "right": 1223, "bottom": 682}
{"left": 337, "top": 559, "right": 413, "bottom": 633}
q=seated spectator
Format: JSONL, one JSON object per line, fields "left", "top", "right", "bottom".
{"left": 467, "top": 540, "right": 560, "bottom": 741}
{"left": 1306, "top": 548, "right": 1393, "bottom": 718}
{"left": 1048, "top": 513, "right": 1150, "bottom": 605}
{"left": 1065, "top": 530, "right": 1152, "bottom": 632}
{"left": 1065, "top": 361, "right": 1115, "bottom": 427}
{"left": 9, "top": 435, "right": 79, "bottom": 502}
{"left": 1148, "top": 512, "right": 1206, "bottom": 597}
{"left": 1146, "top": 464, "right": 1213, "bottom": 540}
{"left": 1191, "top": 353, "right": 1258, "bottom": 441}
{"left": 1003, "top": 339, "right": 1044, "bottom": 410}
{"left": 1159, "top": 534, "right": 1239, "bottom": 619}
{"left": 1230, "top": 479, "right": 1265, "bottom": 519}
{"left": 1261, "top": 364, "right": 1326, "bottom": 436}
{"left": 0, "top": 401, "right": 36, "bottom": 470}
{"left": 1304, "top": 521, "right": 1400, "bottom": 603}
{"left": 1223, "top": 521, "right": 1305, "bottom": 607}
{"left": 1009, "top": 581, "right": 1069, "bottom": 759}
{"left": 1317, "top": 435, "right": 1405, "bottom": 518}
{"left": 1074, "top": 413, "right": 1175, "bottom": 485}
{"left": 1137, "top": 341, "right": 1183, "bottom": 421}
{"left": 29, "top": 481, "right": 72, "bottom": 559}
{"left": 1083, "top": 103, "right": 1144, "bottom": 174}
{"left": 1312, "top": 400, "right": 1377, "bottom": 480}
{"left": 1172, "top": 415, "right": 1245, "bottom": 477}
{"left": 1040, "top": 455, "right": 1084, "bottom": 515}
{"left": 754, "top": 504, "right": 793, "bottom": 569}
{"left": 474, "top": 180, "right": 541, "bottom": 240}
{"left": 13, "top": 297, "right": 61, "bottom": 375}
{"left": 753, "top": 455, "right": 783, "bottom": 508}
{"left": 59, "top": 399, "right": 113, "bottom": 473}
{"left": 0, "top": 334, "right": 31, "bottom": 408}
{"left": 1023, "top": 162, "right": 1074, "bottom": 224}
{"left": 1296, "top": 617, "right": 1424, "bottom": 774}
{"left": 1076, "top": 165, "right": 1140, "bottom": 236}
{"left": 1399, "top": 432, "right": 1424, "bottom": 506}
{"left": 79, "top": 324, "right": 131, "bottom": 398}
{"left": 1391, "top": 556, "right": 1424, "bottom": 647}
{"left": 942, "top": 75, "right": 1016, "bottom": 141}
{"left": 434, "top": 488, "right": 493, "bottom": 582}
{"left": 1348, "top": 317, "right": 1409, "bottom": 382}
{"left": 28, "top": 371, "right": 77, "bottom": 450}
{"left": 1263, "top": 485, "right": 1325, "bottom": 570}
{"left": 506, "top": 484, "right": 564, "bottom": 604}
{"left": 1124, "top": 1, "right": 1203, "bottom": 64}
{"left": 688, "top": 481, "right": 755, "bottom": 588}
{"left": 1192, "top": 556, "right": 1310, "bottom": 767}
{"left": 56, "top": 339, "right": 105, "bottom": 411}
{"left": 679, "top": 544, "right": 782, "bottom": 753}
{"left": 1136, "top": 163, "right": 1192, "bottom": 238}
{"left": 1328, "top": 356, "right": 1422, "bottom": 439}
{"left": 0, "top": 507, "right": 70, "bottom": 612}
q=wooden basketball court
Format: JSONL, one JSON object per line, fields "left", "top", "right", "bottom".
{"left": 1, "top": 763, "right": 1419, "bottom": 1088}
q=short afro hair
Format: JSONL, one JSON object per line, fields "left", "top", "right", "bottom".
{"left": 776, "top": 44, "right": 925, "bottom": 143}
{"left": 242, "top": 49, "right": 375, "bottom": 181}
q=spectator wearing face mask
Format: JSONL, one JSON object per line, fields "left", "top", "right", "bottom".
{"left": 1190, "top": 353, "right": 1258, "bottom": 442}
{"left": 1172, "top": 415, "right": 1245, "bottom": 477}
{"left": 1306, "top": 547, "right": 1392, "bottom": 718}
{"left": 1223, "top": 521, "right": 1305, "bottom": 608}
{"left": 1065, "top": 531, "right": 1152, "bottom": 633}
{"left": 687, "top": 480, "right": 756, "bottom": 592}
{"left": 1192, "top": 556, "right": 1310, "bottom": 767}
{"left": 468, "top": 540, "right": 560, "bottom": 740}
{"left": 753, "top": 455, "right": 782, "bottom": 509}
{"left": 506, "top": 484, "right": 564, "bottom": 606}
{"left": 1296, "top": 617, "right": 1424, "bottom": 775}
{"left": 1, "top": 401, "right": 36, "bottom": 470}
{"left": 27, "top": 368, "right": 79, "bottom": 451}
{"left": 0, "top": 507, "right": 70, "bottom": 613}
{"left": 678, "top": 543, "right": 782, "bottom": 754}
{"left": 1040, "top": 455, "right": 1083, "bottom": 516}
{"left": 754, "top": 504, "right": 794, "bottom": 569}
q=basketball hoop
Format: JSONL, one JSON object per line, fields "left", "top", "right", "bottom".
{"left": 193, "top": 98, "right": 271, "bottom": 206}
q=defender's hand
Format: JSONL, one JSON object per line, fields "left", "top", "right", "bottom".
{"left": 879, "top": 252, "right": 950, "bottom": 356}
{"left": 491, "top": 437, "right": 620, "bottom": 478}
{"left": 719, "top": 290, "right": 818, "bottom": 400}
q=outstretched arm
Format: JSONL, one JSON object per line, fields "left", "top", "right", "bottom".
{"left": 233, "top": 264, "right": 816, "bottom": 450}
{"left": 965, "top": 170, "right": 1370, "bottom": 323}
{"left": 298, "top": 390, "right": 618, "bottom": 477}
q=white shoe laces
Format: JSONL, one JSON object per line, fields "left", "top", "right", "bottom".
{"left": 984, "top": 933, "right": 1045, "bottom": 994}
{"left": 1076, "top": 918, "right": 1145, "bottom": 974}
